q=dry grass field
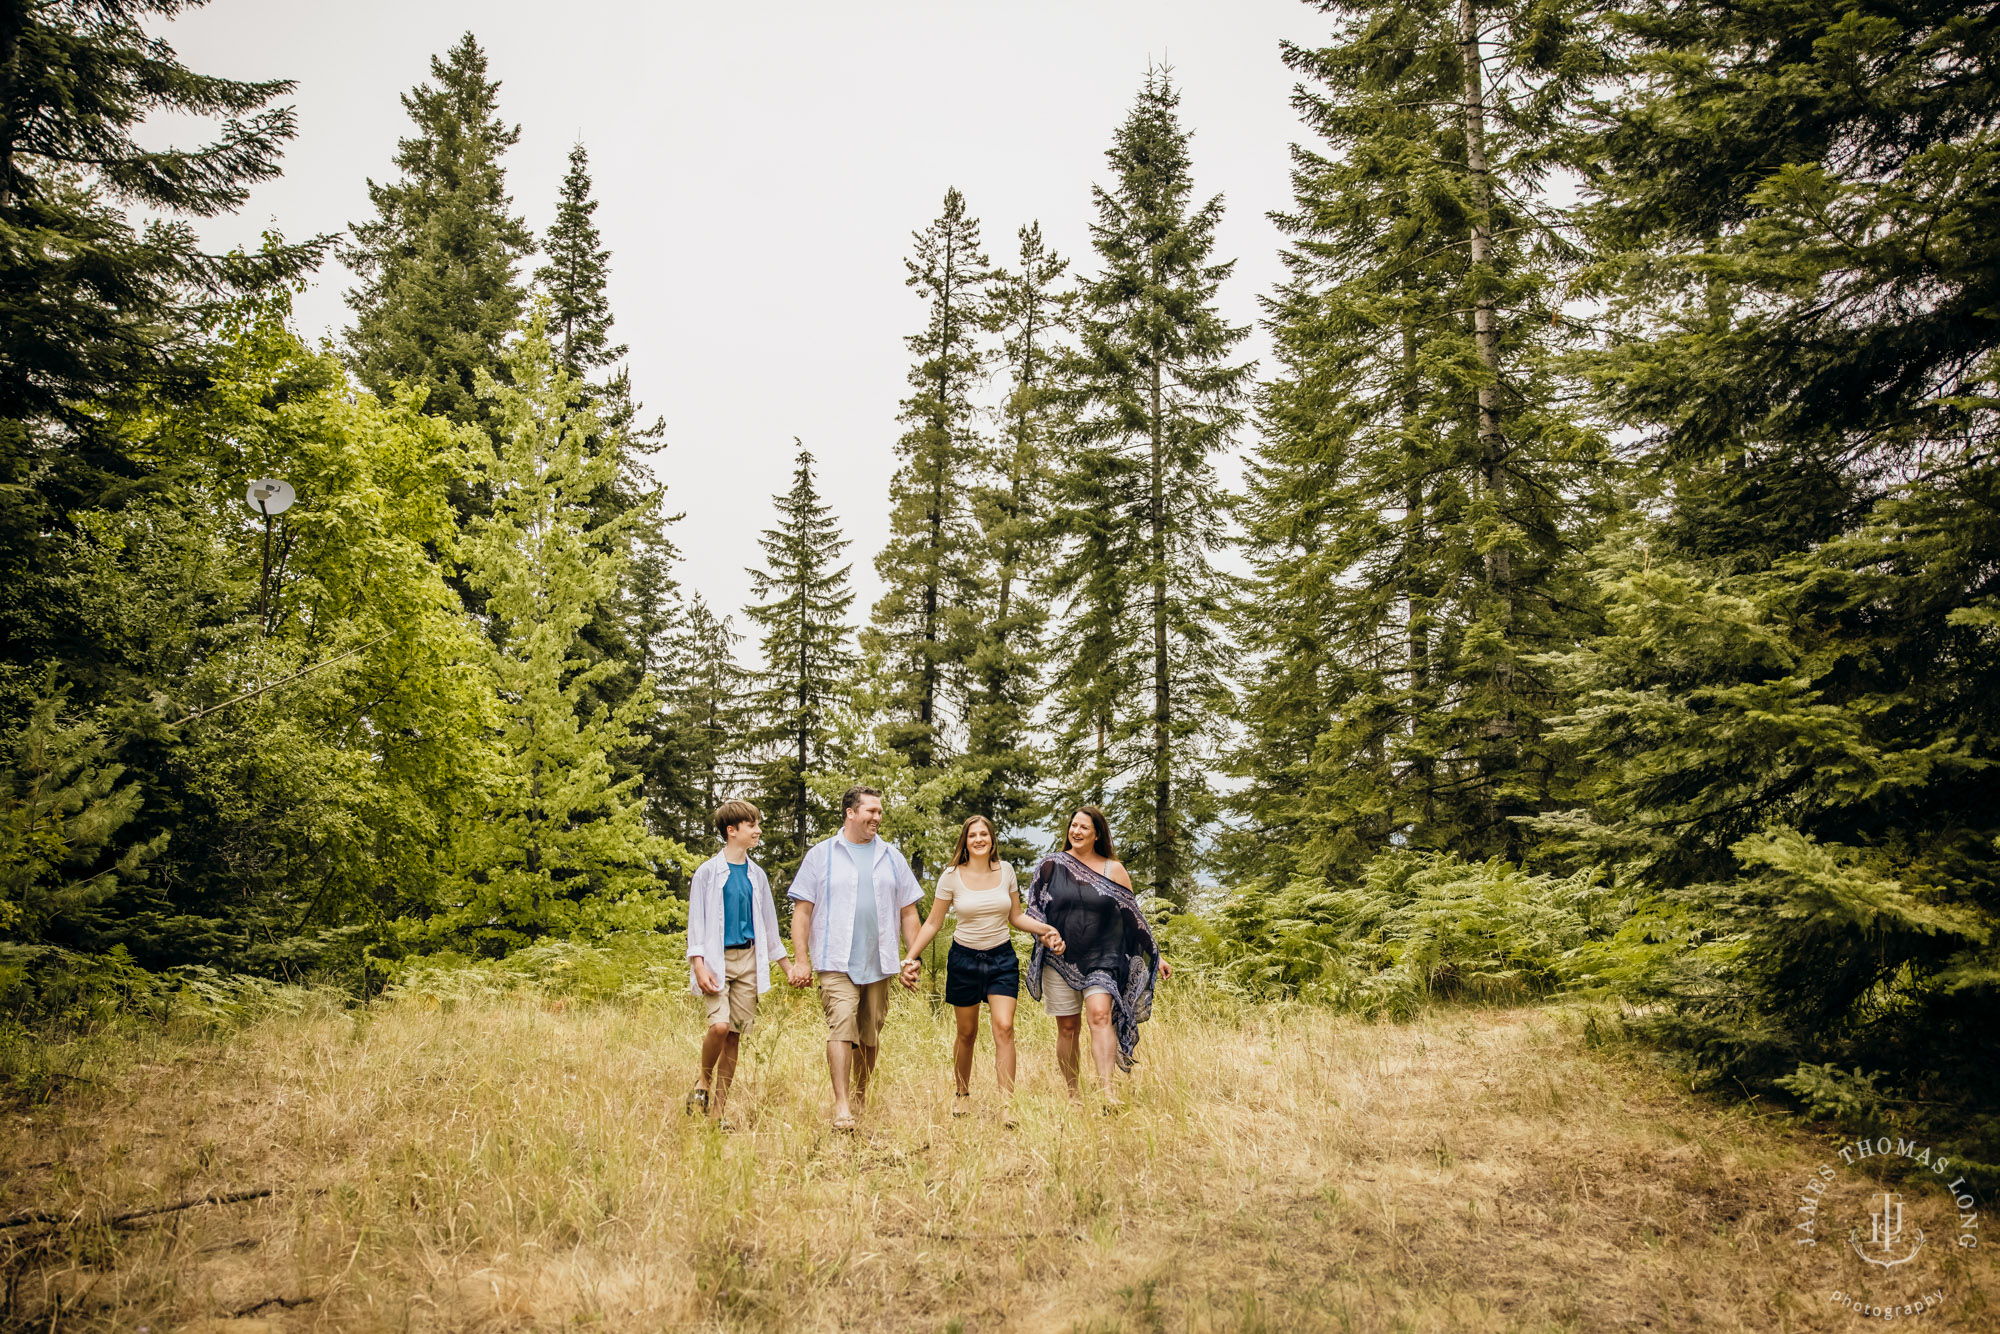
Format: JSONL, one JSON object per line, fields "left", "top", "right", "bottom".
{"left": 0, "top": 981, "right": 1992, "bottom": 1332}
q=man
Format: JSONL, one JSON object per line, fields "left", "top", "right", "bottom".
{"left": 788, "top": 786, "right": 923, "bottom": 1130}
{"left": 685, "top": 800, "right": 809, "bottom": 1129}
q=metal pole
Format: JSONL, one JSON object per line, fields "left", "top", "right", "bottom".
{"left": 258, "top": 500, "right": 273, "bottom": 635}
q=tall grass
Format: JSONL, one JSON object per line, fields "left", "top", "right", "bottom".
{"left": 5, "top": 971, "right": 1992, "bottom": 1331}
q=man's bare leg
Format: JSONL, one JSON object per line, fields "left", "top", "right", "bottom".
{"left": 827, "top": 1039, "right": 855, "bottom": 1122}
{"left": 852, "top": 1041, "right": 878, "bottom": 1108}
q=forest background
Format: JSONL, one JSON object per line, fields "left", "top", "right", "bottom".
{"left": 1, "top": 0, "right": 1996, "bottom": 1174}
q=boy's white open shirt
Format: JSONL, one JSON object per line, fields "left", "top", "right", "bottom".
{"left": 686, "top": 853, "right": 788, "bottom": 995}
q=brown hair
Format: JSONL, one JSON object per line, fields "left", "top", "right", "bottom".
{"left": 1067, "top": 805, "right": 1115, "bottom": 860}
{"left": 713, "top": 799, "right": 762, "bottom": 840}
{"left": 842, "top": 785, "right": 883, "bottom": 814}
{"left": 952, "top": 814, "right": 998, "bottom": 868}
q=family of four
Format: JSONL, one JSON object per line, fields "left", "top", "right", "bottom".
{"left": 684, "top": 785, "right": 1166, "bottom": 1130}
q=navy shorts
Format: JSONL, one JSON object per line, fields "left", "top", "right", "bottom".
{"left": 944, "top": 939, "right": 1020, "bottom": 1006}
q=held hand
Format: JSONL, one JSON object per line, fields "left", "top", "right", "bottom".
{"left": 694, "top": 962, "right": 722, "bottom": 996}
{"left": 1159, "top": 960, "right": 1171, "bottom": 981}
{"left": 899, "top": 957, "right": 921, "bottom": 990}
{"left": 1042, "top": 927, "right": 1065, "bottom": 956}
{"left": 787, "top": 960, "right": 812, "bottom": 987}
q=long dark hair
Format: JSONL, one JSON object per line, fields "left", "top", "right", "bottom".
{"left": 1065, "top": 805, "right": 1115, "bottom": 860}
{"left": 952, "top": 814, "right": 998, "bottom": 868}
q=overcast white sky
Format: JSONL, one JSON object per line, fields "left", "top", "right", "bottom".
{"left": 162, "top": 0, "right": 1326, "bottom": 625}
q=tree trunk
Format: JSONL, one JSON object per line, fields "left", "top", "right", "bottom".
{"left": 1401, "top": 319, "right": 1434, "bottom": 829}
{"left": 1461, "top": 0, "right": 1510, "bottom": 636}
{"left": 1149, "top": 357, "right": 1172, "bottom": 905}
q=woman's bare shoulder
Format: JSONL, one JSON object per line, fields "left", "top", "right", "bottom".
{"left": 1105, "top": 859, "right": 1134, "bottom": 888}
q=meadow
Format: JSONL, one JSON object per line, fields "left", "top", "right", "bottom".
{"left": 1, "top": 981, "right": 1992, "bottom": 1332}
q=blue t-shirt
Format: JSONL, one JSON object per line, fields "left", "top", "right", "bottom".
{"left": 723, "top": 858, "right": 755, "bottom": 948}
{"left": 844, "top": 837, "right": 886, "bottom": 984}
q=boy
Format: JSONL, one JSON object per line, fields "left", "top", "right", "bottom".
{"left": 687, "top": 800, "right": 808, "bottom": 1126}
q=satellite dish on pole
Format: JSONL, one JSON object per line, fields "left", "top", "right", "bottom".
{"left": 245, "top": 478, "right": 296, "bottom": 516}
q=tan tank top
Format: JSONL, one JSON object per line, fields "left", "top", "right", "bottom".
{"left": 936, "top": 862, "right": 1017, "bottom": 950}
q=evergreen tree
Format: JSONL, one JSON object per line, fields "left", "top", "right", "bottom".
{"left": 343, "top": 32, "right": 533, "bottom": 431}
{"left": 1051, "top": 70, "right": 1251, "bottom": 907}
{"left": 441, "top": 309, "right": 679, "bottom": 951}
{"left": 963, "top": 222, "right": 1069, "bottom": 858}
{"left": 1227, "top": 0, "right": 1611, "bottom": 888}
{"left": 535, "top": 143, "right": 624, "bottom": 380}
{"left": 867, "top": 188, "right": 991, "bottom": 783}
{"left": 647, "top": 594, "right": 750, "bottom": 855}
{"left": 1549, "top": 0, "right": 2000, "bottom": 1148}
{"left": 0, "top": 0, "right": 322, "bottom": 719}
{"left": 746, "top": 444, "right": 856, "bottom": 872}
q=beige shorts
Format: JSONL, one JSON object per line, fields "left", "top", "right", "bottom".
{"left": 818, "top": 971, "right": 891, "bottom": 1047}
{"left": 702, "top": 946, "right": 760, "bottom": 1036}
{"left": 1041, "top": 967, "right": 1114, "bottom": 1018}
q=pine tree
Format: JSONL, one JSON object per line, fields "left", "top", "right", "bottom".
{"left": 1548, "top": 0, "right": 2000, "bottom": 1146}
{"left": 443, "top": 308, "right": 679, "bottom": 950}
{"left": 680, "top": 597, "right": 750, "bottom": 812}
{"left": 1227, "top": 0, "right": 1611, "bottom": 887}
{"left": 536, "top": 142, "right": 624, "bottom": 380}
{"left": 867, "top": 188, "right": 991, "bottom": 781}
{"left": 963, "top": 222, "right": 1069, "bottom": 857}
{"left": 343, "top": 32, "right": 533, "bottom": 431}
{"left": 746, "top": 444, "right": 856, "bottom": 872}
{"left": 0, "top": 0, "right": 322, "bottom": 715}
{"left": 1051, "top": 70, "right": 1251, "bottom": 907}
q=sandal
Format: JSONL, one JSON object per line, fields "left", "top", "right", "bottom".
{"left": 685, "top": 1088, "right": 709, "bottom": 1116}
{"left": 831, "top": 1112, "right": 857, "bottom": 1132}
{"left": 951, "top": 1093, "right": 971, "bottom": 1118}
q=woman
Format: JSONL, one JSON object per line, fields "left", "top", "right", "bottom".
{"left": 902, "top": 814, "right": 1064, "bottom": 1118}
{"left": 1024, "top": 806, "right": 1166, "bottom": 1106}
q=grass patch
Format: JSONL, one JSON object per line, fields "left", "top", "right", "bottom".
{"left": 0, "top": 985, "right": 1992, "bottom": 1330}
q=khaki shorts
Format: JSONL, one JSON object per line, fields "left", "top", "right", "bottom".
{"left": 703, "top": 945, "right": 760, "bottom": 1036}
{"left": 1041, "top": 967, "right": 1114, "bottom": 1018}
{"left": 818, "top": 971, "right": 891, "bottom": 1047}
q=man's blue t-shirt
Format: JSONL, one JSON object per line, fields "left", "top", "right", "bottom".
{"left": 722, "top": 858, "right": 755, "bottom": 948}
{"left": 844, "top": 837, "right": 886, "bottom": 984}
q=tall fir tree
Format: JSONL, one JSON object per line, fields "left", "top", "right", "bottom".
{"left": 343, "top": 32, "right": 533, "bottom": 431}
{"left": 963, "top": 222, "right": 1070, "bottom": 858}
{"left": 442, "top": 309, "right": 680, "bottom": 950}
{"left": 1227, "top": 0, "right": 1611, "bottom": 888}
{"left": 1547, "top": 0, "right": 2000, "bottom": 1147}
{"left": 866, "top": 188, "right": 991, "bottom": 788}
{"left": 747, "top": 444, "right": 856, "bottom": 873}
{"left": 1050, "top": 70, "right": 1251, "bottom": 907}
{"left": 536, "top": 143, "right": 624, "bottom": 380}
{"left": 654, "top": 594, "right": 750, "bottom": 849}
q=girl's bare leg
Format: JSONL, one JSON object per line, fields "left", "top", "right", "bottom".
{"left": 987, "top": 994, "right": 1017, "bottom": 1095}
{"left": 952, "top": 1004, "right": 980, "bottom": 1095}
